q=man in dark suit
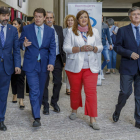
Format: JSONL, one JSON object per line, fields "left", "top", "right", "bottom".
{"left": 20, "top": 8, "right": 56, "bottom": 127}
{"left": 113, "top": 6, "right": 140, "bottom": 129}
{"left": 42, "top": 11, "right": 66, "bottom": 115}
{"left": 0, "top": 7, "right": 21, "bottom": 131}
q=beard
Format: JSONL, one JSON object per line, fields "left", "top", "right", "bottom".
{"left": 0, "top": 19, "right": 8, "bottom": 25}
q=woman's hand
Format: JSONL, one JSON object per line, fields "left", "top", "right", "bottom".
{"left": 86, "top": 45, "right": 94, "bottom": 51}
{"left": 93, "top": 46, "right": 98, "bottom": 53}
{"left": 81, "top": 45, "right": 94, "bottom": 52}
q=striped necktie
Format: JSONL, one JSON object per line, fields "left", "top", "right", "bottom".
{"left": 0, "top": 26, "right": 5, "bottom": 59}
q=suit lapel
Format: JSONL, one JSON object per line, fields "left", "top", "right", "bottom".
{"left": 31, "top": 23, "right": 39, "bottom": 48}
{"left": 4, "top": 24, "right": 10, "bottom": 48}
{"left": 0, "top": 32, "right": 2, "bottom": 48}
{"left": 127, "top": 24, "right": 137, "bottom": 47}
{"left": 41, "top": 24, "right": 47, "bottom": 48}
{"left": 53, "top": 25, "right": 61, "bottom": 50}
{"left": 77, "top": 31, "right": 86, "bottom": 46}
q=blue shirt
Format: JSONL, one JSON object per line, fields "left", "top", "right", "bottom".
{"left": 131, "top": 23, "right": 140, "bottom": 40}
{"left": 35, "top": 24, "right": 44, "bottom": 44}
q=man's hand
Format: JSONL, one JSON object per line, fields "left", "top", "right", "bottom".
{"left": 15, "top": 67, "right": 21, "bottom": 74}
{"left": 47, "top": 64, "right": 54, "bottom": 72}
{"left": 112, "top": 30, "right": 116, "bottom": 35}
{"left": 23, "top": 37, "right": 32, "bottom": 47}
{"left": 93, "top": 46, "right": 98, "bottom": 53}
{"left": 131, "top": 52, "right": 139, "bottom": 60}
{"left": 109, "top": 45, "right": 113, "bottom": 50}
{"left": 63, "top": 63, "right": 66, "bottom": 67}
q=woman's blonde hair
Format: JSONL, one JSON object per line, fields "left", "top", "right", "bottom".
{"left": 72, "top": 10, "right": 93, "bottom": 36}
{"left": 64, "top": 14, "right": 76, "bottom": 28}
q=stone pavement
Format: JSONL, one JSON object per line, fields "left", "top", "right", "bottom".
{"left": 0, "top": 71, "right": 140, "bottom": 140}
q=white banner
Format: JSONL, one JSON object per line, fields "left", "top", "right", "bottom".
{"left": 68, "top": 2, "right": 102, "bottom": 85}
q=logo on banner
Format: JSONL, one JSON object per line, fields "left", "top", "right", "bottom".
{"left": 89, "top": 17, "right": 97, "bottom": 27}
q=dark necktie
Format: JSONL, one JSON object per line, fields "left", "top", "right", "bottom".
{"left": 0, "top": 26, "right": 5, "bottom": 59}
{"left": 0, "top": 26, "right": 5, "bottom": 47}
{"left": 135, "top": 26, "right": 140, "bottom": 46}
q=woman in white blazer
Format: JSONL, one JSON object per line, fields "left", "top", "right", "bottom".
{"left": 63, "top": 15, "right": 76, "bottom": 95}
{"left": 63, "top": 10, "right": 103, "bottom": 130}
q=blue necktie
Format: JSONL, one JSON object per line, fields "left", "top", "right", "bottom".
{"left": 37, "top": 26, "right": 42, "bottom": 60}
{"left": 135, "top": 26, "right": 140, "bottom": 46}
{"left": 1, "top": 26, "right": 5, "bottom": 59}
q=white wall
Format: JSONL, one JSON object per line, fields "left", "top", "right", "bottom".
{"left": 28, "top": 0, "right": 53, "bottom": 17}
{"left": 0, "top": 0, "right": 29, "bottom": 15}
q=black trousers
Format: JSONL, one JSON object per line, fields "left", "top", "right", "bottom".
{"left": 11, "top": 68, "right": 25, "bottom": 99}
{"left": 115, "top": 71, "right": 140, "bottom": 124}
{"left": 42, "top": 55, "right": 63, "bottom": 108}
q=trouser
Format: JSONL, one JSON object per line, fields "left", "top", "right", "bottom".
{"left": 101, "top": 48, "right": 110, "bottom": 70}
{"left": 26, "top": 61, "right": 48, "bottom": 119}
{"left": 107, "top": 49, "right": 117, "bottom": 69}
{"left": 115, "top": 72, "right": 140, "bottom": 124}
{"left": 66, "top": 75, "right": 70, "bottom": 89}
{"left": 66, "top": 69, "right": 98, "bottom": 117}
{"left": 43, "top": 55, "right": 63, "bottom": 108}
{"left": 11, "top": 67, "right": 25, "bottom": 98}
{"left": 0, "top": 61, "right": 11, "bottom": 122}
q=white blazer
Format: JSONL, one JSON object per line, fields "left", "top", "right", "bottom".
{"left": 63, "top": 27, "right": 103, "bottom": 73}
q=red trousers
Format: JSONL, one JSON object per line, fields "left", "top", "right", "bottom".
{"left": 66, "top": 69, "right": 98, "bottom": 117}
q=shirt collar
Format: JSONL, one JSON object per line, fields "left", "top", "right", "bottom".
{"left": 51, "top": 25, "right": 54, "bottom": 29}
{"left": 35, "top": 23, "right": 44, "bottom": 30}
{"left": 0, "top": 23, "right": 7, "bottom": 28}
{"left": 131, "top": 23, "right": 140, "bottom": 29}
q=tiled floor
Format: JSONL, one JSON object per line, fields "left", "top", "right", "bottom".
{"left": 0, "top": 71, "right": 140, "bottom": 140}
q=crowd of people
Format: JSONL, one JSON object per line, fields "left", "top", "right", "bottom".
{"left": 0, "top": 5, "right": 140, "bottom": 132}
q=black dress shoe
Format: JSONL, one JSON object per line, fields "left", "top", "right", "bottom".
{"left": 19, "top": 105, "right": 25, "bottom": 110}
{"left": 50, "top": 103, "right": 60, "bottom": 113}
{"left": 112, "top": 111, "right": 120, "bottom": 122}
{"left": 43, "top": 106, "right": 49, "bottom": 115}
{"left": 12, "top": 101, "right": 17, "bottom": 103}
{"left": 0, "top": 122, "right": 7, "bottom": 131}
{"left": 135, "top": 122, "right": 140, "bottom": 129}
{"left": 33, "top": 119, "right": 41, "bottom": 127}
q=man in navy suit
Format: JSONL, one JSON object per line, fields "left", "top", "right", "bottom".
{"left": 0, "top": 7, "right": 21, "bottom": 131}
{"left": 113, "top": 6, "right": 140, "bottom": 129}
{"left": 20, "top": 8, "right": 56, "bottom": 127}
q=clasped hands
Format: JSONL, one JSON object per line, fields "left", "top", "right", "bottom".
{"left": 80, "top": 45, "right": 98, "bottom": 53}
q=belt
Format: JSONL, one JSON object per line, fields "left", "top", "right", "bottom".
{"left": 37, "top": 59, "right": 41, "bottom": 62}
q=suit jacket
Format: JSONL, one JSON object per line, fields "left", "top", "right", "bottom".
{"left": 114, "top": 24, "right": 140, "bottom": 75}
{"left": 63, "top": 27, "right": 103, "bottom": 73}
{"left": 20, "top": 23, "right": 56, "bottom": 73}
{"left": 54, "top": 25, "right": 66, "bottom": 66}
{"left": 0, "top": 24, "right": 21, "bottom": 75}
